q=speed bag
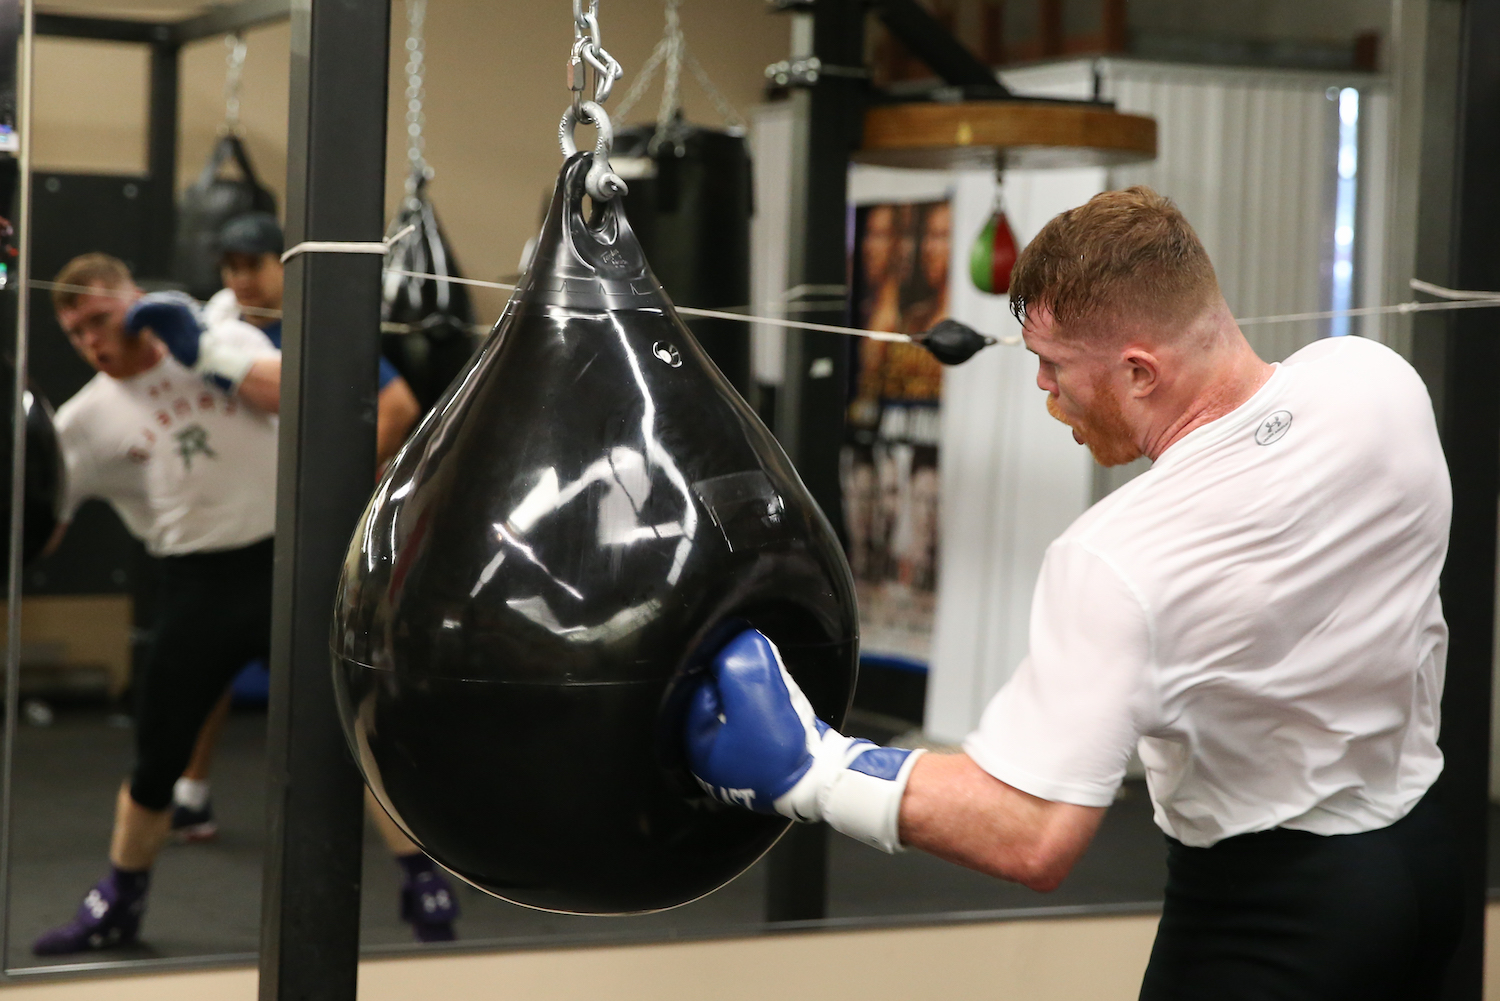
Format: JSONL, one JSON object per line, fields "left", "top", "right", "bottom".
{"left": 969, "top": 207, "right": 1018, "bottom": 296}
{"left": 173, "top": 135, "right": 277, "bottom": 299}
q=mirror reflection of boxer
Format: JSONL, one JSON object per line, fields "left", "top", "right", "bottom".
{"left": 32, "top": 254, "right": 280, "bottom": 955}
{"left": 171, "top": 213, "right": 457, "bottom": 944}
{"left": 33, "top": 248, "right": 452, "bottom": 955}
{"left": 685, "top": 187, "right": 1460, "bottom": 999}
{"left": 170, "top": 212, "right": 416, "bottom": 841}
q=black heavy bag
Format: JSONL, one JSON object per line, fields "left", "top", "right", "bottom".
{"left": 332, "top": 153, "right": 858, "bottom": 914}
{"left": 381, "top": 174, "right": 479, "bottom": 412}
{"left": 0, "top": 363, "right": 62, "bottom": 566}
{"left": 614, "top": 123, "right": 752, "bottom": 396}
{"left": 172, "top": 135, "right": 276, "bottom": 300}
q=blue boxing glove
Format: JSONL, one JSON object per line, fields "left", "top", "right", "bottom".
{"left": 685, "top": 629, "right": 925, "bottom": 854}
{"left": 126, "top": 291, "right": 258, "bottom": 393}
{"left": 125, "top": 291, "right": 204, "bottom": 367}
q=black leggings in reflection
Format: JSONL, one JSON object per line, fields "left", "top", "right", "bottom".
{"left": 129, "top": 538, "right": 273, "bottom": 811}
{"left": 1139, "top": 791, "right": 1462, "bottom": 1001}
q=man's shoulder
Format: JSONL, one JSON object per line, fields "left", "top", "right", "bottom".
{"left": 55, "top": 372, "right": 120, "bottom": 425}
{"left": 1283, "top": 335, "right": 1422, "bottom": 392}
{"left": 207, "top": 314, "right": 278, "bottom": 354}
{"left": 1281, "top": 335, "right": 1436, "bottom": 439}
{"left": 203, "top": 288, "right": 241, "bottom": 327}
{"left": 1058, "top": 469, "right": 1156, "bottom": 547}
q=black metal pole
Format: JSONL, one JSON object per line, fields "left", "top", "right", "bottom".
{"left": 145, "top": 33, "right": 178, "bottom": 280}
{"left": 766, "top": 0, "right": 866, "bottom": 924}
{"left": 1411, "top": 1, "right": 1500, "bottom": 998}
{"left": 872, "top": 0, "right": 1008, "bottom": 93}
{"left": 259, "top": 2, "right": 390, "bottom": 999}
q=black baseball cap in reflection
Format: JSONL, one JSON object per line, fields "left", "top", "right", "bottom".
{"left": 218, "top": 212, "right": 284, "bottom": 259}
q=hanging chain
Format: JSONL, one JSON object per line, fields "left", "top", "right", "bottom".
{"left": 223, "top": 33, "right": 247, "bottom": 134}
{"left": 613, "top": 0, "right": 745, "bottom": 152}
{"left": 560, "top": 0, "right": 627, "bottom": 201}
{"left": 655, "top": 0, "right": 684, "bottom": 143}
{"left": 404, "top": 0, "right": 430, "bottom": 204}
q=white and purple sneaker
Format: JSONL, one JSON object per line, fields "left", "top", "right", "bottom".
{"left": 33, "top": 869, "right": 148, "bottom": 956}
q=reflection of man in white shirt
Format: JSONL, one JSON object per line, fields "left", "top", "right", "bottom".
{"left": 33, "top": 252, "right": 279, "bottom": 956}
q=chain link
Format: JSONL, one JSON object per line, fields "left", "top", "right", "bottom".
{"left": 404, "top": 0, "right": 431, "bottom": 202}
{"left": 223, "top": 33, "right": 247, "bottom": 134}
{"left": 560, "top": 0, "right": 626, "bottom": 200}
{"left": 612, "top": 0, "right": 745, "bottom": 147}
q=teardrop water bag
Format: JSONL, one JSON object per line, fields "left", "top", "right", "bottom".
{"left": 332, "top": 154, "right": 859, "bottom": 914}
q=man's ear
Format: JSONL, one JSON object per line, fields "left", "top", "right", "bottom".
{"left": 1121, "top": 347, "right": 1161, "bottom": 399}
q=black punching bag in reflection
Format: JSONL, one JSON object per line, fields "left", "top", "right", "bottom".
{"left": 332, "top": 153, "right": 858, "bottom": 914}
{"left": 0, "top": 365, "right": 62, "bottom": 566}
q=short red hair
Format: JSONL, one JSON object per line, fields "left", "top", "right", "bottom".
{"left": 1009, "top": 186, "right": 1219, "bottom": 338}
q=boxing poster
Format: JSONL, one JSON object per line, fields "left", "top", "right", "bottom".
{"left": 842, "top": 199, "right": 950, "bottom": 664}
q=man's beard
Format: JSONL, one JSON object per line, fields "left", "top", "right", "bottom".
{"left": 1047, "top": 376, "right": 1143, "bottom": 468}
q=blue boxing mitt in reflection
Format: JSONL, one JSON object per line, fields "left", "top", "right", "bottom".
{"left": 685, "top": 629, "right": 925, "bottom": 854}
{"left": 125, "top": 291, "right": 257, "bottom": 394}
{"left": 125, "top": 291, "right": 204, "bottom": 366}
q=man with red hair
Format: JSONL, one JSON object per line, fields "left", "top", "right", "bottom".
{"left": 687, "top": 187, "right": 1459, "bottom": 998}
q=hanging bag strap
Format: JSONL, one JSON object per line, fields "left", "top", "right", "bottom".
{"left": 195, "top": 134, "right": 264, "bottom": 191}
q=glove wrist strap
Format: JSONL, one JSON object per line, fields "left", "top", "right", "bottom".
{"left": 821, "top": 747, "right": 925, "bottom": 854}
{"left": 774, "top": 736, "right": 925, "bottom": 854}
{"left": 196, "top": 336, "right": 258, "bottom": 394}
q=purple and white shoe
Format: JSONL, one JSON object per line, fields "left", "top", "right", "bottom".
{"left": 32, "top": 870, "right": 148, "bottom": 956}
{"left": 398, "top": 860, "right": 458, "bottom": 943}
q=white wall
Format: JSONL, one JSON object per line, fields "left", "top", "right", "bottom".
{"left": 924, "top": 168, "right": 1103, "bottom": 744}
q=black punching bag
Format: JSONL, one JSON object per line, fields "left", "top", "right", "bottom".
{"left": 381, "top": 173, "right": 479, "bottom": 412}
{"left": 332, "top": 152, "right": 858, "bottom": 914}
{"left": 613, "top": 123, "right": 752, "bottom": 396}
{"left": 0, "top": 365, "right": 62, "bottom": 566}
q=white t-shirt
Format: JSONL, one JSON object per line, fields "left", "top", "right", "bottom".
{"left": 55, "top": 347, "right": 280, "bottom": 557}
{"left": 964, "top": 336, "right": 1450, "bottom": 848}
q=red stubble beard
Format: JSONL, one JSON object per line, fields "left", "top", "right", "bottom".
{"left": 1046, "top": 375, "right": 1144, "bottom": 468}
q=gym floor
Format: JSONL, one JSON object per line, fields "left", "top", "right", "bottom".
{"left": 0, "top": 704, "right": 1310, "bottom": 969}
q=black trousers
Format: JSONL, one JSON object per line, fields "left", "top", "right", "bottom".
{"left": 129, "top": 538, "right": 274, "bottom": 811}
{"left": 1140, "top": 791, "right": 1462, "bottom": 1001}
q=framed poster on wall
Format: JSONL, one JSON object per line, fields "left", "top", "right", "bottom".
{"left": 842, "top": 199, "right": 950, "bottom": 666}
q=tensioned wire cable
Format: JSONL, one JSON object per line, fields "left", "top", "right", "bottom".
{"left": 28, "top": 273, "right": 1500, "bottom": 348}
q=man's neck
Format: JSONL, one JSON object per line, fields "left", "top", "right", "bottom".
{"left": 112, "top": 340, "right": 167, "bottom": 380}
{"left": 1141, "top": 337, "right": 1274, "bottom": 461}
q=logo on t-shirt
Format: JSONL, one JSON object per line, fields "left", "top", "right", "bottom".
{"left": 175, "top": 424, "right": 218, "bottom": 470}
{"left": 1255, "top": 411, "right": 1293, "bottom": 446}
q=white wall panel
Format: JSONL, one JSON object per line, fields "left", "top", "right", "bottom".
{"left": 749, "top": 103, "right": 796, "bottom": 386}
{"left": 925, "top": 169, "right": 1102, "bottom": 745}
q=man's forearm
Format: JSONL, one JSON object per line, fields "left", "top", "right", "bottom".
{"left": 897, "top": 753, "right": 1105, "bottom": 892}
{"left": 238, "top": 357, "right": 281, "bottom": 414}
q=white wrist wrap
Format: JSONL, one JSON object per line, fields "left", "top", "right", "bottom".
{"left": 773, "top": 730, "right": 925, "bottom": 855}
{"left": 821, "top": 747, "right": 925, "bottom": 854}
{"left": 195, "top": 330, "right": 259, "bottom": 393}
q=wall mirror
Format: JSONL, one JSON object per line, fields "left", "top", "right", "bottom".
{"left": 0, "top": 0, "right": 1395, "bottom": 983}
